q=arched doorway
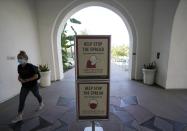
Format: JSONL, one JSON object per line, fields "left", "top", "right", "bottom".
{"left": 51, "top": 1, "right": 137, "bottom": 80}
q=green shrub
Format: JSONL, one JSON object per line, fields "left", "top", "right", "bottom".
{"left": 111, "top": 45, "right": 129, "bottom": 57}
{"left": 39, "top": 64, "right": 50, "bottom": 72}
{"left": 143, "top": 62, "right": 156, "bottom": 69}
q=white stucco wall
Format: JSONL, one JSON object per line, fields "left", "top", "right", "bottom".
{"left": 151, "top": 0, "right": 179, "bottom": 87}
{"left": 36, "top": 0, "right": 73, "bottom": 81}
{"left": 0, "top": 0, "right": 41, "bottom": 102}
{"left": 51, "top": 0, "right": 138, "bottom": 80}
{"left": 166, "top": 0, "right": 187, "bottom": 89}
{"left": 118, "top": 0, "right": 154, "bottom": 80}
{"left": 36, "top": 0, "right": 154, "bottom": 81}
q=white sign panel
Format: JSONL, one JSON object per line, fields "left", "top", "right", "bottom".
{"left": 77, "top": 82, "right": 109, "bottom": 120}
{"left": 76, "top": 35, "right": 110, "bottom": 79}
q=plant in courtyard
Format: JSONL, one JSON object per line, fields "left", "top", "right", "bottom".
{"left": 61, "top": 18, "right": 81, "bottom": 72}
{"left": 38, "top": 64, "right": 51, "bottom": 87}
{"left": 111, "top": 44, "right": 129, "bottom": 58}
{"left": 142, "top": 61, "right": 157, "bottom": 85}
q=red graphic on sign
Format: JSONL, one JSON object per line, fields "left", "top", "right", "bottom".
{"left": 89, "top": 100, "right": 98, "bottom": 110}
{"left": 86, "top": 56, "right": 97, "bottom": 68}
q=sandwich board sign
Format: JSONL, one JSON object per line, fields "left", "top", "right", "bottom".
{"left": 75, "top": 35, "right": 110, "bottom": 121}
{"left": 75, "top": 35, "right": 110, "bottom": 80}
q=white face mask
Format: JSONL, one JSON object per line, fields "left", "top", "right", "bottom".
{"left": 18, "top": 59, "right": 27, "bottom": 64}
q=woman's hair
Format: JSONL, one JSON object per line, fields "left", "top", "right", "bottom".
{"left": 17, "top": 50, "right": 28, "bottom": 60}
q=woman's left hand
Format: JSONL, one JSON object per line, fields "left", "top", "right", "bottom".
{"left": 20, "top": 78, "right": 28, "bottom": 83}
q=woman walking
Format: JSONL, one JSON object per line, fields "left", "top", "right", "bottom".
{"left": 12, "top": 51, "right": 44, "bottom": 123}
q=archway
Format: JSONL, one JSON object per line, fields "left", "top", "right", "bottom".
{"left": 51, "top": 1, "right": 137, "bottom": 80}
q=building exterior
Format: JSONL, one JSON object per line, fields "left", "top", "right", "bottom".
{"left": 0, "top": 0, "right": 186, "bottom": 103}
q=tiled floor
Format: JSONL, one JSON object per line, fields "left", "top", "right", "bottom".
{"left": 0, "top": 64, "right": 187, "bottom": 131}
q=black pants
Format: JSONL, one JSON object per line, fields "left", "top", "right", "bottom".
{"left": 18, "top": 84, "right": 42, "bottom": 113}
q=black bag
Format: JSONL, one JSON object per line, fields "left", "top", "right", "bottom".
{"left": 33, "top": 65, "right": 41, "bottom": 80}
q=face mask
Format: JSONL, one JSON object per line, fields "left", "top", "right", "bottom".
{"left": 18, "top": 59, "right": 27, "bottom": 64}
